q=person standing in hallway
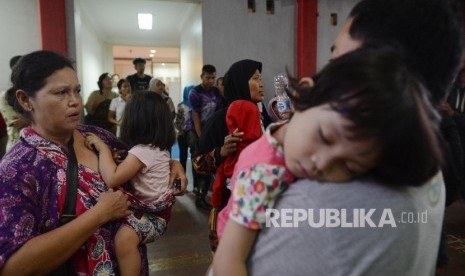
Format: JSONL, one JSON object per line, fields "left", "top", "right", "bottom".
{"left": 126, "top": 57, "right": 152, "bottom": 92}
{"left": 149, "top": 78, "right": 176, "bottom": 119}
{"left": 246, "top": 0, "right": 463, "bottom": 275}
{"left": 175, "top": 85, "right": 195, "bottom": 172}
{"left": 108, "top": 78, "right": 131, "bottom": 137}
{"left": 185, "top": 64, "right": 225, "bottom": 211}
{"left": 84, "top": 73, "right": 118, "bottom": 134}
{"left": 0, "top": 55, "right": 29, "bottom": 152}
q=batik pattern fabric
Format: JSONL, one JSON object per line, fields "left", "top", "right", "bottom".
{"left": 0, "top": 124, "right": 172, "bottom": 275}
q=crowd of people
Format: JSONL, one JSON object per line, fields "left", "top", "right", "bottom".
{"left": 0, "top": 0, "right": 464, "bottom": 275}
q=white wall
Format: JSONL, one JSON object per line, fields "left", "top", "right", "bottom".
{"left": 180, "top": 4, "right": 203, "bottom": 94}
{"left": 317, "top": 0, "right": 360, "bottom": 70}
{"left": 202, "top": 0, "right": 296, "bottom": 102}
{"left": 73, "top": 1, "right": 113, "bottom": 108}
{"left": 0, "top": 0, "right": 40, "bottom": 91}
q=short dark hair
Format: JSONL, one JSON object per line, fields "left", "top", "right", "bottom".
{"left": 120, "top": 91, "right": 175, "bottom": 151}
{"left": 201, "top": 64, "right": 216, "bottom": 75}
{"left": 7, "top": 50, "right": 74, "bottom": 117}
{"left": 97, "top": 73, "right": 111, "bottom": 91}
{"left": 117, "top": 78, "right": 128, "bottom": 90}
{"left": 348, "top": 0, "right": 463, "bottom": 105}
{"left": 133, "top": 58, "right": 146, "bottom": 65}
{"left": 9, "top": 55, "right": 21, "bottom": 69}
{"left": 289, "top": 46, "right": 442, "bottom": 187}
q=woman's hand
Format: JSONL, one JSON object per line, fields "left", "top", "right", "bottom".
{"left": 85, "top": 133, "right": 107, "bottom": 152}
{"left": 94, "top": 189, "right": 131, "bottom": 222}
{"left": 220, "top": 129, "right": 244, "bottom": 158}
{"left": 169, "top": 160, "right": 187, "bottom": 196}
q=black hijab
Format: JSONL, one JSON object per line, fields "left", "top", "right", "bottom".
{"left": 197, "top": 59, "right": 263, "bottom": 154}
{"left": 224, "top": 59, "right": 262, "bottom": 105}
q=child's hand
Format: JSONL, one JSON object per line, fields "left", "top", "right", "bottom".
{"left": 85, "top": 133, "right": 106, "bottom": 152}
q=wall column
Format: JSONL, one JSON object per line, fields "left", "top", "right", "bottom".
{"left": 297, "top": 0, "right": 317, "bottom": 77}
{"left": 38, "top": 0, "right": 68, "bottom": 55}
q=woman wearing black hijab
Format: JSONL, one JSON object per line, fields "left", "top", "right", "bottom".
{"left": 192, "top": 59, "right": 270, "bottom": 252}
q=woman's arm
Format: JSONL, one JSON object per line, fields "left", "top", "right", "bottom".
{"left": 107, "top": 110, "right": 119, "bottom": 126}
{"left": 193, "top": 130, "right": 244, "bottom": 175}
{"left": 211, "top": 220, "right": 257, "bottom": 276}
{"left": 85, "top": 133, "right": 143, "bottom": 188}
{"left": 0, "top": 189, "right": 130, "bottom": 275}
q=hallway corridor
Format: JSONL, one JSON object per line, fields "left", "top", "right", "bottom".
{"left": 147, "top": 193, "right": 212, "bottom": 275}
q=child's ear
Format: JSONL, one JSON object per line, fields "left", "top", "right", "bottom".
{"left": 299, "top": 77, "right": 314, "bottom": 88}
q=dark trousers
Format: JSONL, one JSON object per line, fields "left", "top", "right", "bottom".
{"left": 186, "top": 131, "right": 211, "bottom": 196}
{"left": 177, "top": 133, "right": 189, "bottom": 171}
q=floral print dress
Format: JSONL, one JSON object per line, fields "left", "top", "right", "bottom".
{"left": 0, "top": 125, "right": 172, "bottom": 275}
{"left": 216, "top": 123, "right": 295, "bottom": 238}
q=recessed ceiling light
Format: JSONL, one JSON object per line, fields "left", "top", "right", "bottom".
{"left": 150, "top": 49, "right": 156, "bottom": 53}
{"left": 149, "top": 54, "right": 154, "bottom": 57}
{"left": 138, "top": 13, "right": 152, "bottom": 30}
{"left": 162, "top": 63, "right": 165, "bottom": 66}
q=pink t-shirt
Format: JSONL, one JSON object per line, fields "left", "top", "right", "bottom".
{"left": 217, "top": 125, "right": 294, "bottom": 239}
{"left": 128, "top": 144, "right": 172, "bottom": 203}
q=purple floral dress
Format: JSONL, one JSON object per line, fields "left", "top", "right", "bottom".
{"left": 0, "top": 125, "right": 172, "bottom": 275}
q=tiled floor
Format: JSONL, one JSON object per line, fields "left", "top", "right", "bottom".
{"left": 147, "top": 193, "right": 212, "bottom": 276}
{"left": 147, "top": 158, "right": 212, "bottom": 275}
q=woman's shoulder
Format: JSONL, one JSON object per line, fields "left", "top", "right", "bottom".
{"left": 0, "top": 140, "right": 56, "bottom": 182}
{"left": 78, "top": 124, "right": 127, "bottom": 150}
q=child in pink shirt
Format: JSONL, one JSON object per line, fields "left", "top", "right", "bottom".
{"left": 86, "top": 91, "right": 178, "bottom": 276}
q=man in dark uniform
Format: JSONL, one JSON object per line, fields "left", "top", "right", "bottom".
{"left": 126, "top": 57, "right": 152, "bottom": 92}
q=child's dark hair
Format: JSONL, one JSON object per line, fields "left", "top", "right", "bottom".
{"left": 289, "top": 46, "right": 442, "bottom": 187}
{"left": 119, "top": 91, "right": 175, "bottom": 151}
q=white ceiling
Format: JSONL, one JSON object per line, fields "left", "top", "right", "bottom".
{"left": 78, "top": 0, "right": 200, "bottom": 59}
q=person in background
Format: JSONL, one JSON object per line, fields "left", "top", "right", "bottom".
{"left": 0, "top": 55, "right": 29, "bottom": 152}
{"left": 246, "top": 0, "right": 463, "bottom": 275}
{"left": 108, "top": 78, "right": 131, "bottom": 137}
{"left": 84, "top": 73, "right": 118, "bottom": 134}
{"left": 216, "top": 77, "right": 225, "bottom": 99}
{"left": 0, "top": 50, "right": 187, "bottom": 275}
{"left": 175, "top": 85, "right": 195, "bottom": 172}
{"left": 86, "top": 91, "right": 180, "bottom": 276}
{"left": 185, "top": 64, "right": 225, "bottom": 211}
{"left": 206, "top": 59, "right": 265, "bottom": 252}
{"left": 149, "top": 78, "right": 175, "bottom": 119}
{"left": 111, "top": 73, "right": 121, "bottom": 93}
{"left": 126, "top": 58, "right": 152, "bottom": 92}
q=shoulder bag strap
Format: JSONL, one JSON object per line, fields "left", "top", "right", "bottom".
{"left": 59, "top": 136, "right": 78, "bottom": 225}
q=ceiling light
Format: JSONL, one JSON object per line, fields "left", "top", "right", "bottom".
{"left": 150, "top": 49, "right": 156, "bottom": 53}
{"left": 162, "top": 63, "right": 165, "bottom": 66}
{"left": 138, "top": 13, "right": 152, "bottom": 30}
{"left": 149, "top": 54, "right": 154, "bottom": 57}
